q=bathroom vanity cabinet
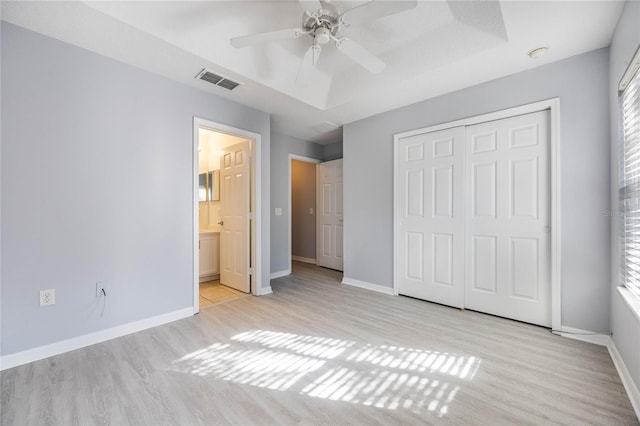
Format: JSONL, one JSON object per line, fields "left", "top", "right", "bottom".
{"left": 199, "top": 231, "right": 220, "bottom": 281}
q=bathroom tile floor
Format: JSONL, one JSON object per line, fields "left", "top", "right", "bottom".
{"left": 199, "top": 280, "right": 248, "bottom": 308}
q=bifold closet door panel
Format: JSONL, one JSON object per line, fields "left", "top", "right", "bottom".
{"left": 464, "top": 110, "right": 551, "bottom": 327}
{"left": 396, "top": 127, "right": 465, "bottom": 308}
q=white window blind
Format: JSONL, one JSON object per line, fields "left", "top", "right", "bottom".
{"left": 621, "top": 50, "right": 640, "bottom": 300}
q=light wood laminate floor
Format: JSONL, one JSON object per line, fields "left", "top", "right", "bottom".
{"left": 1, "top": 262, "right": 637, "bottom": 425}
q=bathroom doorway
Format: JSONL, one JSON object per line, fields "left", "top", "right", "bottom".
{"left": 193, "top": 118, "right": 262, "bottom": 313}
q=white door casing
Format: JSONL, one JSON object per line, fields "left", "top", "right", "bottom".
{"left": 465, "top": 111, "right": 550, "bottom": 326}
{"left": 220, "top": 140, "right": 251, "bottom": 293}
{"left": 193, "top": 117, "right": 264, "bottom": 314}
{"left": 396, "top": 127, "right": 466, "bottom": 308}
{"left": 317, "top": 159, "right": 344, "bottom": 271}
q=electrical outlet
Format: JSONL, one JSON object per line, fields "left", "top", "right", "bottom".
{"left": 39, "top": 289, "right": 55, "bottom": 306}
{"left": 275, "top": 208, "right": 282, "bottom": 216}
{"left": 309, "top": 208, "right": 314, "bottom": 214}
{"left": 95, "top": 281, "right": 107, "bottom": 298}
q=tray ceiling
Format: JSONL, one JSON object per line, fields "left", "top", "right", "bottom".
{"left": 1, "top": 1, "right": 625, "bottom": 144}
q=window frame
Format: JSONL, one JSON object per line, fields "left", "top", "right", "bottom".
{"left": 619, "top": 45, "right": 640, "bottom": 301}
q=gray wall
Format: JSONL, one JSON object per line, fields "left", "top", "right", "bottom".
{"left": 0, "top": 23, "right": 271, "bottom": 356}
{"left": 270, "top": 132, "right": 323, "bottom": 274}
{"left": 323, "top": 141, "right": 343, "bottom": 161}
{"left": 609, "top": 0, "right": 640, "bottom": 399}
{"left": 344, "top": 48, "right": 611, "bottom": 332}
{"left": 291, "top": 160, "right": 317, "bottom": 260}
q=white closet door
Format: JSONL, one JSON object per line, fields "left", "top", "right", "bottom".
{"left": 396, "top": 127, "right": 465, "bottom": 308}
{"left": 465, "top": 111, "right": 550, "bottom": 326}
{"left": 317, "top": 159, "right": 344, "bottom": 271}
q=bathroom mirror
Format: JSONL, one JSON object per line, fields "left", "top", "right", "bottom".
{"left": 199, "top": 170, "right": 220, "bottom": 202}
{"left": 198, "top": 173, "right": 207, "bottom": 202}
{"left": 208, "top": 170, "right": 220, "bottom": 201}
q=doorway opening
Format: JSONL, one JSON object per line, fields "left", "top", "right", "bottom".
{"left": 193, "top": 118, "right": 262, "bottom": 314}
{"left": 289, "top": 155, "right": 321, "bottom": 272}
{"left": 288, "top": 155, "right": 344, "bottom": 274}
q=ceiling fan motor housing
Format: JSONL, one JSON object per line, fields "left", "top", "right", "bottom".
{"left": 302, "top": 2, "right": 339, "bottom": 43}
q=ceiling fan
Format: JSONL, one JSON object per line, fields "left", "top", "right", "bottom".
{"left": 230, "top": 0, "right": 418, "bottom": 86}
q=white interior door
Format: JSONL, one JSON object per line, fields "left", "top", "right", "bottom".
{"left": 220, "top": 140, "right": 250, "bottom": 293}
{"left": 396, "top": 127, "right": 465, "bottom": 308}
{"left": 465, "top": 111, "right": 550, "bottom": 326}
{"left": 317, "top": 159, "right": 344, "bottom": 271}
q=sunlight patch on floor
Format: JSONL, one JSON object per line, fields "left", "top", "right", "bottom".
{"left": 232, "top": 330, "right": 354, "bottom": 359}
{"left": 171, "top": 342, "right": 326, "bottom": 390}
{"left": 170, "top": 330, "right": 480, "bottom": 416}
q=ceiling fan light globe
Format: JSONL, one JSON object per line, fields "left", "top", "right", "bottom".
{"left": 315, "top": 27, "right": 332, "bottom": 45}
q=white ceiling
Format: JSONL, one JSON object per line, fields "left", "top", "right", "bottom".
{"left": 1, "top": 1, "right": 625, "bottom": 144}
{"left": 199, "top": 128, "right": 248, "bottom": 150}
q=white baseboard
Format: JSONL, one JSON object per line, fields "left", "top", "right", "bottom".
{"left": 342, "top": 277, "right": 395, "bottom": 295}
{"left": 270, "top": 270, "right": 290, "bottom": 280}
{"left": 291, "top": 256, "right": 316, "bottom": 264}
{"left": 199, "top": 273, "right": 220, "bottom": 283}
{"left": 553, "top": 326, "right": 611, "bottom": 346}
{"left": 544, "top": 326, "right": 639, "bottom": 419}
{"left": 0, "top": 307, "right": 193, "bottom": 371}
{"left": 259, "top": 286, "right": 273, "bottom": 296}
{"left": 608, "top": 338, "right": 640, "bottom": 419}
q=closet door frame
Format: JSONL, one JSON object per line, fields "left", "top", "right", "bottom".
{"left": 393, "top": 98, "right": 561, "bottom": 330}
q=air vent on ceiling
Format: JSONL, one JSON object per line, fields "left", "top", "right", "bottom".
{"left": 216, "top": 79, "right": 239, "bottom": 91}
{"left": 195, "top": 68, "right": 240, "bottom": 91}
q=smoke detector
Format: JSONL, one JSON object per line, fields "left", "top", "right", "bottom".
{"left": 528, "top": 46, "right": 549, "bottom": 59}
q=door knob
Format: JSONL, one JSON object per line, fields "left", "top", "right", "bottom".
{"left": 218, "top": 221, "right": 224, "bottom": 226}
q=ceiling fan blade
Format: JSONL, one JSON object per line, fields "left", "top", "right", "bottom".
{"left": 230, "top": 28, "right": 303, "bottom": 48}
{"left": 296, "top": 44, "right": 321, "bottom": 87}
{"left": 339, "top": 0, "right": 418, "bottom": 26}
{"left": 299, "top": 0, "right": 322, "bottom": 15}
{"left": 336, "top": 38, "right": 386, "bottom": 74}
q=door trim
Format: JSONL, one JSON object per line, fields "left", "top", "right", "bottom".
{"left": 288, "top": 154, "right": 321, "bottom": 273}
{"left": 193, "top": 117, "right": 263, "bottom": 314}
{"left": 393, "top": 98, "right": 561, "bottom": 330}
